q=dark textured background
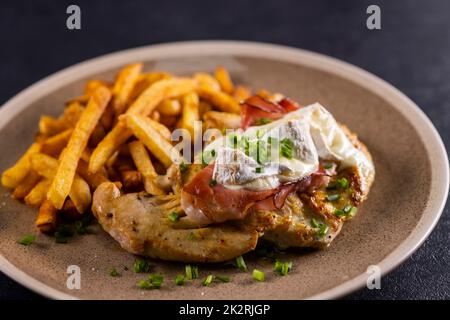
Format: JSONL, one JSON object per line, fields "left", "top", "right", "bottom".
{"left": 0, "top": 0, "right": 448, "bottom": 300}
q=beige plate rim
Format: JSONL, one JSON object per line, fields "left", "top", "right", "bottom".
{"left": 0, "top": 41, "right": 448, "bottom": 300}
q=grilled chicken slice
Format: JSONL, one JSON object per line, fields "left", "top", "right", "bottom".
{"left": 92, "top": 182, "right": 258, "bottom": 262}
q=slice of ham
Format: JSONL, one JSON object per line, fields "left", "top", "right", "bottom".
{"left": 181, "top": 164, "right": 329, "bottom": 224}
{"left": 240, "top": 95, "right": 301, "bottom": 129}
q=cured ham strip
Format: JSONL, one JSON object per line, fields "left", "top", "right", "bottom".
{"left": 240, "top": 95, "right": 300, "bottom": 129}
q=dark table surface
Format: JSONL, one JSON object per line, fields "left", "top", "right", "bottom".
{"left": 0, "top": 0, "right": 449, "bottom": 300}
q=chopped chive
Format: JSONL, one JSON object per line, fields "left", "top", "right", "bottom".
{"left": 274, "top": 261, "right": 293, "bottom": 276}
{"left": 326, "top": 194, "right": 340, "bottom": 202}
{"left": 255, "top": 167, "right": 264, "bottom": 173}
{"left": 337, "top": 177, "right": 349, "bottom": 189}
{"left": 323, "top": 163, "right": 333, "bottom": 169}
{"left": 310, "top": 218, "right": 319, "bottom": 228}
{"left": 202, "top": 275, "right": 214, "bottom": 286}
{"left": 168, "top": 212, "right": 180, "bottom": 222}
{"left": 318, "top": 224, "right": 329, "bottom": 237}
{"left": 348, "top": 207, "right": 358, "bottom": 217}
{"left": 148, "top": 274, "right": 164, "bottom": 288}
{"left": 343, "top": 204, "right": 353, "bottom": 213}
{"left": 185, "top": 265, "right": 199, "bottom": 280}
{"left": 18, "top": 234, "right": 35, "bottom": 246}
{"left": 252, "top": 269, "right": 265, "bottom": 282}
{"left": 175, "top": 274, "right": 185, "bottom": 286}
{"left": 109, "top": 267, "right": 120, "bottom": 277}
{"left": 236, "top": 256, "right": 247, "bottom": 272}
{"left": 334, "top": 209, "right": 346, "bottom": 217}
{"left": 256, "top": 118, "right": 272, "bottom": 125}
{"left": 133, "top": 259, "right": 151, "bottom": 273}
{"left": 209, "top": 179, "right": 217, "bottom": 187}
{"left": 280, "top": 138, "right": 294, "bottom": 159}
{"left": 216, "top": 275, "right": 230, "bottom": 283}
{"left": 179, "top": 162, "right": 190, "bottom": 174}
{"left": 137, "top": 279, "right": 151, "bottom": 290}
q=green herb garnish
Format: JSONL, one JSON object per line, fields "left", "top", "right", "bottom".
{"left": 168, "top": 212, "right": 180, "bottom": 222}
{"left": 274, "top": 261, "right": 293, "bottom": 276}
{"left": 310, "top": 218, "right": 319, "bottom": 228}
{"left": 216, "top": 275, "right": 230, "bottom": 283}
{"left": 185, "top": 265, "right": 199, "bottom": 280}
{"left": 202, "top": 275, "right": 214, "bottom": 286}
{"left": 280, "top": 138, "right": 294, "bottom": 159}
{"left": 18, "top": 235, "right": 35, "bottom": 246}
{"left": 334, "top": 209, "right": 346, "bottom": 217}
{"left": 148, "top": 274, "right": 164, "bottom": 288}
{"left": 256, "top": 118, "right": 272, "bottom": 125}
{"left": 236, "top": 256, "right": 247, "bottom": 272}
{"left": 323, "top": 163, "right": 333, "bottom": 169}
{"left": 252, "top": 269, "right": 265, "bottom": 282}
{"left": 109, "top": 267, "right": 120, "bottom": 277}
{"left": 175, "top": 274, "right": 186, "bottom": 286}
{"left": 255, "top": 167, "right": 264, "bottom": 173}
{"left": 318, "top": 224, "right": 329, "bottom": 237}
{"left": 133, "top": 259, "right": 151, "bottom": 273}
{"left": 326, "top": 194, "right": 340, "bottom": 202}
{"left": 209, "top": 179, "right": 217, "bottom": 187}
{"left": 179, "top": 162, "right": 190, "bottom": 174}
{"left": 54, "top": 224, "right": 74, "bottom": 243}
{"left": 337, "top": 177, "right": 349, "bottom": 189}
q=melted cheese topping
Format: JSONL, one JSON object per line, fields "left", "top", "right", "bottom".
{"left": 204, "top": 103, "right": 375, "bottom": 192}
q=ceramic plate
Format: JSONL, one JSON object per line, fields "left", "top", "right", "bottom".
{"left": 0, "top": 41, "right": 448, "bottom": 300}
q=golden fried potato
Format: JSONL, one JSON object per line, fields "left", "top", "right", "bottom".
{"left": 36, "top": 198, "right": 58, "bottom": 233}
{"left": 31, "top": 153, "right": 91, "bottom": 213}
{"left": 1, "top": 143, "right": 41, "bottom": 189}
{"left": 12, "top": 170, "right": 41, "bottom": 200}
{"left": 194, "top": 73, "right": 221, "bottom": 91}
{"left": 203, "top": 111, "right": 241, "bottom": 130}
{"left": 24, "top": 179, "right": 51, "bottom": 207}
{"left": 48, "top": 86, "right": 111, "bottom": 209}
{"left": 125, "top": 114, "right": 182, "bottom": 168}
{"left": 41, "top": 129, "right": 73, "bottom": 156}
{"left": 129, "top": 140, "right": 164, "bottom": 195}
{"left": 89, "top": 78, "right": 195, "bottom": 173}
{"left": 215, "top": 66, "right": 234, "bottom": 94}
{"left": 180, "top": 92, "right": 200, "bottom": 137}
{"left": 197, "top": 84, "right": 240, "bottom": 114}
{"left": 157, "top": 99, "right": 182, "bottom": 116}
{"left": 233, "top": 85, "right": 251, "bottom": 102}
{"left": 111, "top": 63, "right": 143, "bottom": 115}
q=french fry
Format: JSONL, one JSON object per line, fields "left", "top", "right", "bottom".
{"left": 197, "top": 84, "right": 241, "bottom": 114}
{"left": 157, "top": 99, "right": 182, "bottom": 116}
{"left": 77, "top": 160, "right": 110, "bottom": 190}
{"left": 24, "top": 179, "right": 51, "bottom": 207}
{"left": 203, "top": 111, "right": 241, "bottom": 130}
{"left": 30, "top": 153, "right": 91, "bottom": 213}
{"left": 128, "top": 72, "right": 172, "bottom": 102}
{"left": 36, "top": 199, "right": 58, "bottom": 233}
{"left": 199, "top": 100, "right": 213, "bottom": 117}
{"left": 159, "top": 115, "right": 178, "bottom": 127}
{"left": 48, "top": 86, "right": 111, "bottom": 209}
{"left": 89, "top": 123, "right": 106, "bottom": 147}
{"left": 125, "top": 114, "right": 182, "bottom": 167}
{"left": 81, "top": 147, "right": 92, "bottom": 162}
{"left": 129, "top": 140, "right": 164, "bottom": 195}
{"left": 89, "top": 78, "right": 195, "bottom": 173}
{"left": 194, "top": 73, "right": 221, "bottom": 91}
{"left": 141, "top": 117, "right": 171, "bottom": 141}
{"left": 112, "top": 63, "right": 143, "bottom": 115}
{"left": 1, "top": 143, "right": 41, "bottom": 188}
{"left": 180, "top": 92, "right": 200, "bottom": 137}
{"left": 215, "top": 66, "right": 234, "bottom": 94}
{"left": 41, "top": 129, "right": 73, "bottom": 156}
{"left": 85, "top": 80, "right": 111, "bottom": 95}
{"left": 12, "top": 170, "right": 41, "bottom": 200}
{"left": 233, "top": 85, "right": 251, "bottom": 102}
{"left": 63, "top": 102, "right": 85, "bottom": 126}
{"left": 39, "top": 116, "right": 69, "bottom": 136}
{"left": 150, "top": 110, "right": 160, "bottom": 122}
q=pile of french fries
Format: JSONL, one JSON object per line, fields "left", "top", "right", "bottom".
{"left": 1, "top": 64, "right": 253, "bottom": 234}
